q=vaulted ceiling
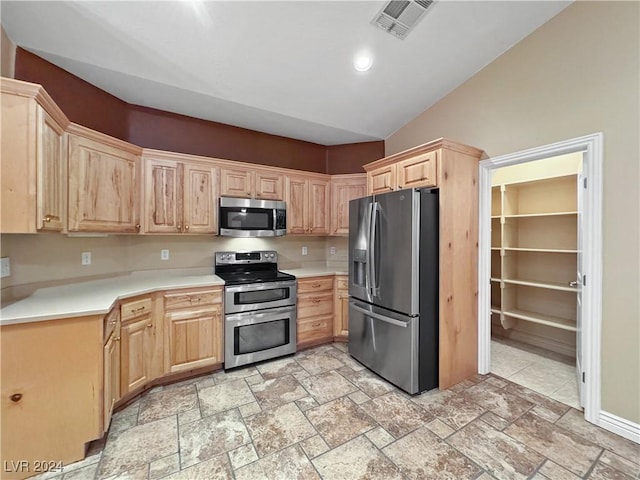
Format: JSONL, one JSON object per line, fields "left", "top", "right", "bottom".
{"left": 1, "top": 1, "right": 571, "bottom": 145}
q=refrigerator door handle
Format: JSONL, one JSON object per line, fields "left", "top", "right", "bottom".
{"left": 369, "top": 201, "right": 379, "bottom": 297}
{"left": 351, "top": 303, "right": 409, "bottom": 328}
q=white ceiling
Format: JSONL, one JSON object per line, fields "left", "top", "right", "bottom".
{"left": 1, "top": 1, "right": 571, "bottom": 145}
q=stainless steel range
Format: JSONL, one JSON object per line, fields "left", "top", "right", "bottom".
{"left": 215, "top": 250, "right": 297, "bottom": 369}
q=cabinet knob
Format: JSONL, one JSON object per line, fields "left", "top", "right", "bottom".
{"left": 44, "top": 215, "right": 52, "bottom": 223}
{"left": 312, "top": 322, "right": 321, "bottom": 327}
{"left": 146, "top": 323, "right": 153, "bottom": 328}
{"left": 311, "top": 283, "right": 321, "bottom": 288}
{"left": 310, "top": 227, "right": 314, "bottom": 233}
{"left": 110, "top": 320, "right": 117, "bottom": 325}
{"left": 177, "top": 224, "right": 182, "bottom": 231}
{"left": 114, "top": 337, "right": 120, "bottom": 342}
{"left": 185, "top": 225, "right": 190, "bottom": 231}
{"left": 135, "top": 224, "right": 141, "bottom": 231}
{"left": 10, "top": 393, "right": 22, "bottom": 402}
{"left": 132, "top": 306, "right": 146, "bottom": 313}
{"left": 311, "top": 299, "right": 321, "bottom": 304}
{"left": 256, "top": 193, "right": 261, "bottom": 197}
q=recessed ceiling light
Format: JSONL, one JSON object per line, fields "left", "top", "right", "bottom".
{"left": 354, "top": 52, "right": 373, "bottom": 72}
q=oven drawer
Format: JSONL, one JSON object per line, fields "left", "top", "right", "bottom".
{"left": 164, "top": 288, "right": 222, "bottom": 310}
{"left": 121, "top": 297, "right": 152, "bottom": 322}
{"left": 297, "top": 277, "right": 333, "bottom": 293}
{"left": 297, "top": 292, "right": 333, "bottom": 319}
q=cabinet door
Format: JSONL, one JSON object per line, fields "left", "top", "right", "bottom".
{"left": 397, "top": 151, "right": 437, "bottom": 189}
{"left": 120, "top": 316, "right": 153, "bottom": 395}
{"left": 165, "top": 305, "right": 222, "bottom": 373}
{"left": 255, "top": 171, "right": 284, "bottom": 200}
{"left": 144, "top": 158, "right": 182, "bottom": 233}
{"left": 68, "top": 134, "right": 140, "bottom": 232}
{"left": 285, "top": 175, "right": 309, "bottom": 234}
{"left": 36, "top": 107, "right": 65, "bottom": 231}
{"left": 220, "top": 167, "right": 253, "bottom": 198}
{"left": 331, "top": 179, "right": 366, "bottom": 235}
{"left": 183, "top": 163, "right": 217, "bottom": 234}
{"left": 368, "top": 165, "right": 396, "bottom": 195}
{"left": 103, "top": 331, "right": 120, "bottom": 432}
{"left": 308, "top": 179, "right": 330, "bottom": 235}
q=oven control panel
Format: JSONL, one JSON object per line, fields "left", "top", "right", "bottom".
{"left": 215, "top": 250, "right": 278, "bottom": 265}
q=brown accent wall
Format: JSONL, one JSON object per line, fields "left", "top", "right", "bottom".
{"left": 127, "top": 105, "right": 327, "bottom": 172}
{"left": 15, "top": 48, "right": 129, "bottom": 140}
{"left": 326, "top": 141, "right": 384, "bottom": 174}
{"left": 13, "top": 48, "right": 381, "bottom": 174}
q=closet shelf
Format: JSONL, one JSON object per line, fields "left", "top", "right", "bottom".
{"left": 490, "top": 306, "right": 501, "bottom": 314}
{"left": 503, "top": 247, "right": 578, "bottom": 254}
{"left": 503, "top": 211, "right": 578, "bottom": 218}
{"left": 502, "top": 309, "right": 577, "bottom": 332}
{"left": 502, "top": 278, "right": 578, "bottom": 292}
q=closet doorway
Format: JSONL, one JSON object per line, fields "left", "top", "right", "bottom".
{"left": 477, "top": 133, "right": 603, "bottom": 425}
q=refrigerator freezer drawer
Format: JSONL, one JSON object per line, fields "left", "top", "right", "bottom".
{"left": 348, "top": 300, "right": 419, "bottom": 394}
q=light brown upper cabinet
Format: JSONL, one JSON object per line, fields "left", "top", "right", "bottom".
{"left": 330, "top": 174, "right": 366, "bottom": 235}
{"left": 220, "top": 166, "right": 284, "bottom": 200}
{"left": 67, "top": 124, "right": 142, "bottom": 233}
{"left": 286, "top": 173, "right": 330, "bottom": 235}
{"left": 366, "top": 150, "right": 438, "bottom": 195}
{"left": 143, "top": 153, "right": 218, "bottom": 234}
{"left": 1, "top": 78, "right": 68, "bottom": 233}
{"left": 368, "top": 164, "right": 397, "bottom": 195}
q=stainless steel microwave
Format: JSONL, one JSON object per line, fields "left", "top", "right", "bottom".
{"left": 219, "top": 197, "right": 286, "bottom": 237}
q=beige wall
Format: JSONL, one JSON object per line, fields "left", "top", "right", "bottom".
{"left": 0, "top": 234, "right": 348, "bottom": 294}
{"left": 387, "top": 2, "right": 640, "bottom": 423}
{"left": 1, "top": 25, "right": 16, "bottom": 78}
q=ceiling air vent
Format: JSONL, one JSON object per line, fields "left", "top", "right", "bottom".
{"left": 371, "top": 0, "right": 434, "bottom": 40}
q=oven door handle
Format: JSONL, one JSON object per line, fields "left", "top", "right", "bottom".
{"left": 225, "top": 281, "right": 297, "bottom": 293}
{"left": 226, "top": 305, "right": 296, "bottom": 322}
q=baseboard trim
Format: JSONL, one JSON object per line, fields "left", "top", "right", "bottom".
{"left": 599, "top": 410, "right": 640, "bottom": 444}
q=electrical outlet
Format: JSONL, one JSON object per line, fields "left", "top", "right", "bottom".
{"left": 330, "top": 246, "right": 336, "bottom": 255}
{"left": 161, "top": 249, "right": 170, "bottom": 260}
{"left": 302, "top": 246, "right": 308, "bottom": 256}
{"left": 81, "top": 251, "right": 91, "bottom": 265}
{"left": 0, "top": 257, "right": 10, "bottom": 278}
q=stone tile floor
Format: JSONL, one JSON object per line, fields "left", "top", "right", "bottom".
{"left": 34, "top": 342, "right": 639, "bottom": 480}
{"left": 490, "top": 339, "right": 581, "bottom": 409}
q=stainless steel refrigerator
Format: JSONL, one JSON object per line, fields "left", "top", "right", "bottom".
{"left": 348, "top": 188, "right": 439, "bottom": 394}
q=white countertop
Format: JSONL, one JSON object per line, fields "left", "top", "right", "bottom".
{"left": 0, "top": 270, "right": 224, "bottom": 325}
{"left": 0, "top": 267, "right": 349, "bottom": 326}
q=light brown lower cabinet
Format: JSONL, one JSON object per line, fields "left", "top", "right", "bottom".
{"left": 103, "top": 308, "right": 121, "bottom": 433}
{"left": 297, "top": 276, "right": 334, "bottom": 348}
{"left": 163, "top": 287, "right": 223, "bottom": 374}
{"left": 333, "top": 275, "right": 349, "bottom": 339}
{"left": 0, "top": 316, "right": 103, "bottom": 480}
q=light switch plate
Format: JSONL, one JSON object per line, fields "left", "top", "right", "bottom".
{"left": 81, "top": 251, "right": 91, "bottom": 265}
{"left": 330, "top": 246, "right": 336, "bottom": 255}
{"left": 0, "top": 257, "right": 10, "bottom": 278}
{"left": 161, "top": 249, "right": 170, "bottom": 260}
{"left": 302, "top": 246, "right": 308, "bottom": 256}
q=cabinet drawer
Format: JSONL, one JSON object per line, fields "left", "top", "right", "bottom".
{"left": 298, "top": 315, "right": 333, "bottom": 344}
{"left": 120, "top": 297, "right": 152, "bottom": 322}
{"left": 336, "top": 277, "right": 348, "bottom": 290}
{"left": 103, "top": 308, "right": 119, "bottom": 340}
{"left": 298, "top": 292, "right": 333, "bottom": 319}
{"left": 164, "top": 289, "right": 222, "bottom": 310}
{"left": 297, "top": 277, "right": 334, "bottom": 293}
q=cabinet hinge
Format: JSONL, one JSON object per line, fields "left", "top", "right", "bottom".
{"left": 583, "top": 177, "right": 587, "bottom": 189}
{"left": 582, "top": 371, "right": 586, "bottom": 383}
{"left": 583, "top": 274, "right": 587, "bottom": 286}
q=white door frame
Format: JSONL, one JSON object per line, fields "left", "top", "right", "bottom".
{"left": 477, "top": 133, "right": 603, "bottom": 424}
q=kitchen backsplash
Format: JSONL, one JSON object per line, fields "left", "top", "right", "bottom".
{"left": 0, "top": 234, "right": 349, "bottom": 291}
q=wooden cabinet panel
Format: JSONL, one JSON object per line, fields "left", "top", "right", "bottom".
{"left": 121, "top": 297, "right": 153, "bottom": 322}
{"left": 164, "top": 289, "right": 222, "bottom": 310}
{"left": 330, "top": 176, "right": 366, "bottom": 235}
{"left": 220, "top": 167, "right": 252, "bottom": 198}
{"left": 68, "top": 133, "right": 140, "bottom": 233}
{"left": 298, "top": 292, "right": 334, "bottom": 319}
{"left": 308, "top": 179, "right": 330, "bottom": 234}
{"left": 103, "top": 326, "right": 120, "bottom": 433}
{"left": 285, "top": 174, "right": 330, "bottom": 235}
{"left": 255, "top": 171, "right": 284, "bottom": 200}
{"left": 145, "top": 159, "right": 182, "bottom": 233}
{"left": 297, "top": 277, "right": 334, "bottom": 294}
{"left": 334, "top": 275, "right": 349, "bottom": 338}
{"left": 183, "top": 163, "right": 217, "bottom": 234}
{"left": 1, "top": 316, "right": 103, "bottom": 476}
{"left": 37, "top": 108, "right": 65, "bottom": 231}
{"left": 286, "top": 175, "right": 308, "bottom": 234}
{"left": 368, "top": 165, "right": 396, "bottom": 195}
{"left": 165, "top": 305, "right": 222, "bottom": 373}
{"left": 397, "top": 151, "right": 437, "bottom": 189}
{"left": 298, "top": 315, "right": 333, "bottom": 344}
{"left": 296, "top": 276, "right": 334, "bottom": 348}
{"left": 120, "top": 315, "right": 154, "bottom": 395}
